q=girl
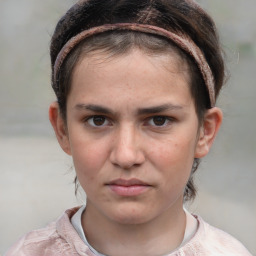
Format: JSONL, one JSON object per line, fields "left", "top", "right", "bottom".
{"left": 6, "top": 0, "right": 252, "bottom": 255}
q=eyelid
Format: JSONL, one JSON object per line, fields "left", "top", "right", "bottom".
{"left": 145, "top": 115, "right": 175, "bottom": 127}
{"left": 84, "top": 115, "right": 112, "bottom": 127}
{"left": 82, "top": 114, "right": 175, "bottom": 128}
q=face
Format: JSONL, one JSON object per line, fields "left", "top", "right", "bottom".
{"left": 51, "top": 49, "right": 220, "bottom": 225}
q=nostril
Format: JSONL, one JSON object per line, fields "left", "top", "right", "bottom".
{"left": 110, "top": 148, "right": 145, "bottom": 169}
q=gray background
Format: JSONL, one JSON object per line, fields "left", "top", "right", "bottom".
{"left": 0, "top": 0, "right": 255, "bottom": 254}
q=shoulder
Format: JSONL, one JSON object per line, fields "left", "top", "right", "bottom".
{"left": 181, "top": 215, "right": 253, "bottom": 256}
{"left": 5, "top": 221, "right": 62, "bottom": 256}
{"left": 5, "top": 207, "right": 89, "bottom": 256}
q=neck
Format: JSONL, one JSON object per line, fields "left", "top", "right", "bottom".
{"left": 82, "top": 199, "right": 186, "bottom": 256}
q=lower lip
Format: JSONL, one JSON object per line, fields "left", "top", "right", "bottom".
{"left": 108, "top": 185, "right": 150, "bottom": 196}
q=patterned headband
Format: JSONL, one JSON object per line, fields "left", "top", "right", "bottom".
{"left": 54, "top": 23, "right": 215, "bottom": 107}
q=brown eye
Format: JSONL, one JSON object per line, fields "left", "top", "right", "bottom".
{"left": 152, "top": 116, "right": 167, "bottom": 126}
{"left": 87, "top": 116, "right": 109, "bottom": 127}
{"left": 147, "top": 116, "right": 171, "bottom": 127}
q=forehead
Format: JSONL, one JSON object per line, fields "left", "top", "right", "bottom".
{"left": 73, "top": 45, "right": 191, "bottom": 87}
{"left": 68, "top": 49, "right": 194, "bottom": 110}
{"left": 69, "top": 31, "right": 192, "bottom": 82}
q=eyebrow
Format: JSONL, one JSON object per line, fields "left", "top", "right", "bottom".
{"left": 75, "top": 103, "right": 184, "bottom": 115}
{"left": 75, "top": 104, "right": 114, "bottom": 114}
{"left": 137, "top": 104, "right": 184, "bottom": 115}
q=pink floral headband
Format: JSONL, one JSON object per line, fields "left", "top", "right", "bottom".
{"left": 54, "top": 23, "right": 215, "bottom": 107}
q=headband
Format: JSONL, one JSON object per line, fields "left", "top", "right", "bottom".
{"left": 54, "top": 23, "right": 215, "bottom": 107}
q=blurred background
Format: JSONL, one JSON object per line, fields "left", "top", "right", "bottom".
{"left": 0, "top": 0, "right": 255, "bottom": 254}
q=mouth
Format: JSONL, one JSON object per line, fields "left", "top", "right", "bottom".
{"left": 106, "top": 178, "right": 152, "bottom": 197}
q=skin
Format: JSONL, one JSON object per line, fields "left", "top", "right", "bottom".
{"left": 49, "top": 49, "right": 222, "bottom": 256}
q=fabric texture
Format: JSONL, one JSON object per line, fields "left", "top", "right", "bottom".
{"left": 71, "top": 205, "right": 106, "bottom": 256}
{"left": 5, "top": 207, "right": 252, "bottom": 256}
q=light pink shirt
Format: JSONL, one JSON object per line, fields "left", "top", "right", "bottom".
{"left": 5, "top": 207, "right": 252, "bottom": 256}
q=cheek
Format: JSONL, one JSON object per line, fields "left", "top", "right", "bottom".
{"left": 149, "top": 138, "right": 195, "bottom": 166}
{"left": 147, "top": 137, "right": 196, "bottom": 186}
{"left": 69, "top": 136, "right": 109, "bottom": 181}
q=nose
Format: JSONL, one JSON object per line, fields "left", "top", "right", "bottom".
{"left": 110, "top": 124, "right": 145, "bottom": 169}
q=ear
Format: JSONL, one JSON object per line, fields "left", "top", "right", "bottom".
{"left": 195, "top": 107, "right": 223, "bottom": 158}
{"left": 49, "top": 102, "right": 71, "bottom": 155}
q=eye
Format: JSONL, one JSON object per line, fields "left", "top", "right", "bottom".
{"left": 87, "top": 116, "right": 110, "bottom": 127}
{"left": 148, "top": 116, "right": 172, "bottom": 127}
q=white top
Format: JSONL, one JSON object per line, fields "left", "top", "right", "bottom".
{"left": 71, "top": 205, "right": 198, "bottom": 256}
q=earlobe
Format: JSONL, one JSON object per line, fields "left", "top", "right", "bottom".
{"left": 49, "top": 102, "right": 71, "bottom": 155}
{"left": 195, "top": 107, "right": 223, "bottom": 158}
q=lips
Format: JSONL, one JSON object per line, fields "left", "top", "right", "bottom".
{"left": 106, "top": 178, "right": 152, "bottom": 197}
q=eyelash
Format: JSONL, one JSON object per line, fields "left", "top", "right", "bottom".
{"left": 84, "top": 115, "right": 112, "bottom": 127}
{"left": 146, "top": 116, "right": 174, "bottom": 127}
{"left": 83, "top": 115, "right": 175, "bottom": 128}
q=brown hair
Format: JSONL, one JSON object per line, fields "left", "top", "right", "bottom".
{"left": 50, "top": 0, "right": 225, "bottom": 201}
